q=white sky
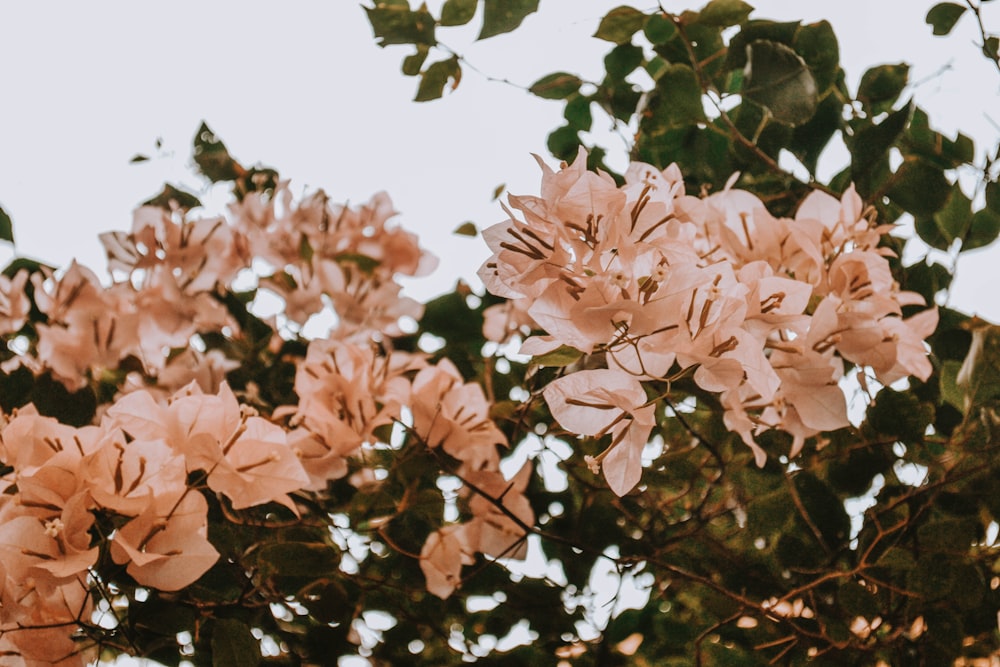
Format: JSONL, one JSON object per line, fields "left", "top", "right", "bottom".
{"left": 1, "top": 1, "right": 998, "bottom": 318}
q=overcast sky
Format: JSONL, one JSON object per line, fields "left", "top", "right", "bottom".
{"left": 1, "top": 1, "right": 998, "bottom": 319}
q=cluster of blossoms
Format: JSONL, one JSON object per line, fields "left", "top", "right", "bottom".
{"left": 0, "top": 183, "right": 526, "bottom": 662}
{"left": 0, "top": 147, "right": 944, "bottom": 662}
{"left": 479, "top": 149, "right": 937, "bottom": 495}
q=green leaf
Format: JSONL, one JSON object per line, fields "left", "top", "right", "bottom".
{"left": 940, "top": 359, "right": 966, "bottom": 410}
{"left": 935, "top": 183, "right": 973, "bottom": 242}
{"left": 917, "top": 517, "right": 977, "bottom": 552}
{"left": 793, "top": 20, "right": 840, "bottom": 94}
{"left": 564, "top": 94, "right": 593, "bottom": 131}
{"left": 415, "top": 56, "right": 461, "bottom": 101}
{"left": 605, "top": 43, "right": 644, "bottom": 81}
{"left": 365, "top": 4, "right": 436, "bottom": 46}
{"left": 926, "top": 2, "right": 967, "bottom": 36}
{"left": 793, "top": 472, "right": 850, "bottom": 551}
{"left": 903, "top": 258, "right": 953, "bottom": 306}
{"left": 402, "top": 44, "right": 430, "bottom": 76}
{"left": 904, "top": 106, "right": 974, "bottom": 169}
{"left": 193, "top": 122, "right": 244, "bottom": 183}
{"left": 257, "top": 542, "right": 341, "bottom": 579}
{"left": 888, "top": 160, "right": 951, "bottom": 218}
{"left": 453, "top": 221, "right": 478, "bottom": 236}
{"left": 129, "top": 153, "right": 150, "bottom": 164}
{"left": 0, "top": 204, "right": 12, "bottom": 244}
{"left": 789, "top": 91, "right": 842, "bottom": 175}
{"left": 857, "top": 63, "right": 909, "bottom": 114}
{"left": 142, "top": 183, "right": 202, "bottom": 211}
{"left": 985, "top": 36, "right": 1000, "bottom": 60}
{"left": 909, "top": 552, "right": 957, "bottom": 599}
{"left": 440, "top": 0, "right": 477, "bottom": 26}
{"left": 850, "top": 102, "right": 912, "bottom": 188}
{"left": 644, "top": 13, "right": 677, "bottom": 44}
{"left": 529, "top": 72, "right": 583, "bottom": 100}
{"left": 547, "top": 125, "right": 582, "bottom": 161}
{"left": 532, "top": 345, "right": 584, "bottom": 368}
{"left": 696, "top": 0, "right": 753, "bottom": 28}
{"left": 211, "top": 618, "right": 259, "bottom": 667}
{"left": 742, "top": 40, "right": 818, "bottom": 126}
{"left": 987, "top": 180, "right": 1000, "bottom": 213}
{"left": 867, "top": 388, "right": 930, "bottom": 443}
{"left": 956, "top": 322, "right": 1000, "bottom": 413}
{"left": 838, "top": 581, "right": 879, "bottom": 619}
{"left": 724, "top": 19, "right": 800, "bottom": 71}
{"left": 479, "top": 0, "right": 539, "bottom": 39}
{"left": 964, "top": 207, "right": 1000, "bottom": 250}
{"left": 644, "top": 63, "right": 706, "bottom": 129}
{"left": 594, "top": 6, "right": 646, "bottom": 44}
{"left": 2, "top": 256, "right": 53, "bottom": 279}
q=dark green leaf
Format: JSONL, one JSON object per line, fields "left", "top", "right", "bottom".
{"left": 528, "top": 72, "right": 583, "bottom": 100}
{"left": 644, "top": 13, "right": 677, "bottom": 44}
{"left": 479, "top": 0, "right": 539, "bottom": 39}
{"left": 257, "top": 542, "right": 341, "bottom": 579}
{"left": 415, "top": 56, "right": 461, "bottom": 101}
{"left": 547, "top": 125, "right": 582, "bottom": 161}
{"left": 789, "top": 91, "right": 842, "bottom": 175}
{"left": 532, "top": 345, "right": 584, "bottom": 367}
{"left": 193, "top": 122, "right": 244, "bottom": 183}
{"left": 594, "top": 6, "right": 646, "bottom": 44}
{"left": 956, "top": 322, "right": 1000, "bottom": 413}
{"left": 129, "top": 153, "right": 150, "bottom": 164}
{"left": 857, "top": 63, "right": 909, "bottom": 113}
{"left": 724, "top": 19, "right": 801, "bottom": 71}
{"left": 742, "top": 40, "right": 818, "bottom": 126}
{"left": 793, "top": 472, "right": 850, "bottom": 551}
{"left": 564, "top": 94, "right": 593, "bottom": 131}
{"left": 850, "top": 102, "right": 912, "bottom": 186}
{"left": 366, "top": 4, "right": 436, "bottom": 46}
{"left": 964, "top": 207, "right": 1000, "bottom": 250}
{"left": 453, "top": 221, "right": 478, "bottom": 236}
{"left": 29, "top": 373, "right": 97, "bottom": 427}
{"left": 985, "top": 36, "right": 1000, "bottom": 60}
{"left": 402, "top": 45, "right": 430, "bottom": 76}
{"left": 887, "top": 159, "right": 951, "bottom": 218}
{"left": 867, "top": 388, "right": 930, "bottom": 443}
{"left": 909, "top": 553, "right": 957, "bottom": 599}
{"left": 940, "top": 359, "right": 965, "bottom": 410}
{"left": 926, "top": 2, "right": 967, "bottom": 36}
{"left": 838, "top": 581, "right": 879, "bottom": 619}
{"left": 903, "top": 106, "right": 974, "bottom": 169}
{"left": 917, "top": 517, "right": 977, "bottom": 552}
{"left": 935, "top": 183, "right": 973, "bottom": 242}
{"left": 440, "top": 0, "right": 477, "bottom": 26}
{"left": 216, "top": 289, "right": 273, "bottom": 350}
{"left": 142, "top": 183, "right": 202, "bottom": 211}
{"left": 695, "top": 0, "right": 753, "bottom": 27}
{"left": 643, "top": 63, "right": 706, "bottom": 129}
{"left": 903, "top": 258, "right": 953, "bottom": 306}
{"left": 987, "top": 180, "right": 1000, "bottom": 213}
{"left": 2, "top": 256, "right": 53, "bottom": 279}
{"left": 211, "top": 618, "right": 259, "bottom": 667}
{"left": 605, "top": 43, "right": 644, "bottom": 80}
{"left": 0, "top": 204, "right": 12, "bottom": 244}
{"left": 793, "top": 20, "right": 840, "bottom": 94}
{"left": 302, "top": 581, "right": 354, "bottom": 625}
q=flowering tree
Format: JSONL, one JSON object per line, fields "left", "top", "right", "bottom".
{"left": 1, "top": 1, "right": 1000, "bottom": 665}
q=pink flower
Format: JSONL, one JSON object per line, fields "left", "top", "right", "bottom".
{"left": 110, "top": 490, "right": 219, "bottom": 592}
{"left": 419, "top": 523, "right": 476, "bottom": 599}
{"left": 410, "top": 359, "right": 507, "bottom": 473}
